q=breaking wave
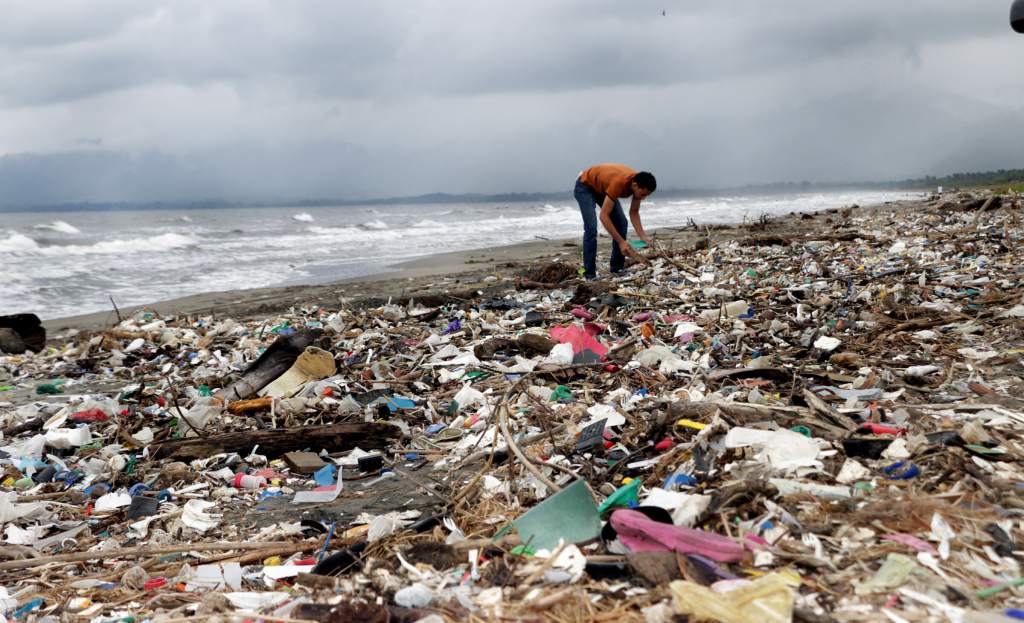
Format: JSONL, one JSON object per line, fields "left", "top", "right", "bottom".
{"left": 292, "top": 212, "right": 315, "bottom": 222}
{"left": 0, "top": 232, "right": 198, "bottom": 256}
{"left": 33, "top": 220, "right": 81, "bottom": 234}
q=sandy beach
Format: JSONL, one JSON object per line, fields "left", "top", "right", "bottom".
{"left": 7, "top": 189, "right": 1024, "bottom": 621}
{"left": 43, "top": 196, "right": 902, "bottom": 335}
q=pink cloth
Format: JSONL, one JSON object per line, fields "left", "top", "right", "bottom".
{"left": 550, "top": 325, "right": 608, "bottom": 359}
{"left": 609, "top": 509, "right": 745, "bottom": 562}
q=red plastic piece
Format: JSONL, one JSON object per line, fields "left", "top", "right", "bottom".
{"left": 654, "top": 438, "right": 674, "bottom": 451}
{"left": 858, "top": 423, "right": 906, "bottom": 436}
{"left": 69, "top": 408, "right": 109, "bottom": 423}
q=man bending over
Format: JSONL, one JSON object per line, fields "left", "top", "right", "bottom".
{"left": 573, "top": 163, "right": 656, "bottom": 280}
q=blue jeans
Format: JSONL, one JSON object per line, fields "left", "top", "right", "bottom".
{"left": 574, "top": 177, "right": 627, "bottom": 279}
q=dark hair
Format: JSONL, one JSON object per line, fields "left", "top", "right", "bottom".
{"left": 634, "top": 171, "right": 656, "bottom": 192}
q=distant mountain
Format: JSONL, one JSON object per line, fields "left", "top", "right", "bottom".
{"left": 2, "top": 167, "right": 1021, "bottom": 214}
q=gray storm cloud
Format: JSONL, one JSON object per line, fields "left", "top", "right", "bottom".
{"left": 0, "top": 0, "right": 1021, "bottom": 204}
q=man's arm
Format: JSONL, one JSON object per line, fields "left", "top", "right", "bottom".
{"left": 599, "top": 196, "right": 638, "bottom": 259}
{"left": 629, "top": 196, "right": 650, "bottom": 243}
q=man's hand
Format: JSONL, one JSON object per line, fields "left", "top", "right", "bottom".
{"left": 619, "top": 239, "right": 648, "bottom": 263}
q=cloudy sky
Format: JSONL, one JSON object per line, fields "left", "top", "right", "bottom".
{"left": 1, "top": 0, "right": 1022, "bottom": 204}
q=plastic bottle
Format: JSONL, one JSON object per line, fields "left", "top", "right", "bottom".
{"left": 233, "top": 473, "right": 267, "bottom": 489}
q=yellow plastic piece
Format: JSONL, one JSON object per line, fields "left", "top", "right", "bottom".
{"left": 670, "top": 573, "right": 795, "bottom": 623}
{"left": 263, "top": 556, "right": 282, "bottom": 566}
{"left": 675, "top": 419, "right": 707, "bottom": 431}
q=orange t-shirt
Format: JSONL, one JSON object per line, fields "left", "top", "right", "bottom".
{"left": 580, "top": 163, "right": 636, "bottom": 198}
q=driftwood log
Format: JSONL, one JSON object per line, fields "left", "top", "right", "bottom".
{"left": 738, "top": 231, "right": 876, "bottom": 247}
{"left": 216, "top": 329, "right": 324, "bottom": 402}
{"left": 667, "top": 400, "right": 853, "bottom": 438}
{"left": 150, "top": 422, "right": 401, "bottom": 460}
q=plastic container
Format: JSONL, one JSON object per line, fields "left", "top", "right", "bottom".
{"left": 233, "top": 473, "right": 268, "bottom": 489}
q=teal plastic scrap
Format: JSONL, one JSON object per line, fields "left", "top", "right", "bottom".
{"left": 597, "top": 479, "right": 641, "bottom": 515}
{"left": 513, "top": 479, "right": 601, "bottom": 550}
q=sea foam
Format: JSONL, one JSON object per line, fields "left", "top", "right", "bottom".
{"left": 0, "top": 232, "right": 197, "bottom": 256}
{"left": 33, "top": 220, "right": 82, "bottom": 234}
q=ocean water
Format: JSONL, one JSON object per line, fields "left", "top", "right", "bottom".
{"left": 0, "top": 190, "right": 920, "bottom": 320}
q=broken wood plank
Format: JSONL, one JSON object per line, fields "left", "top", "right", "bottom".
{"left": 0, "top": 541, "right": 315, "bottom": 572}
{"left": 150, "top": 422, "right": 401, "bottom": 460}
{"left": 227, "top": 396, "right": 274, "bottom": 415}
{"left": 802, "top": 388, "right": 857, "bottom": 433}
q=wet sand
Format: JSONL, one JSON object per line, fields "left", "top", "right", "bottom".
{"left": 44, "top": 197, "right": 910, "bottom": 334}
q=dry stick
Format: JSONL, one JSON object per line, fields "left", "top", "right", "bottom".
{"left": 520, "top": 540, "right": 568, "bottom": 587}
{"left": 652, "top": 240, "right": 699, "bottom": 278}
{"left": 527, "top": 586, "right": 576, "bottom": 610}
{"left": 450, "top": 376, "right": 533, "bottom": 511}
{"left": 0, "top": 541, "right": 314, "bottom": 572}
{"left": 523, "top": 391, "right": 562, "bottom": 450}
{"left": 498, "top": 390, "right": 561, "bottom": 493}
{"left": 460, "top": 424, "right": 567, "bottom": 466}
{"left": 109, "top": 295, "right": 123, "bottom": 324}
{"left": 145, "top": 539, "right": 326, "bottom": 579}
{"left": 161, "top": 374, "right": 206, "bottom": 436}
{"left": 450, "top": 419, "right": 502, "bottom": 513}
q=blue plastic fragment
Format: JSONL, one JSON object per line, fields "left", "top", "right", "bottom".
{"left": 1005, "top": 608, "right": 1024, "bottom": 620}
{"left": 313, "top": 464, "right": 337, "bottom": 487}
{"left": 128, "top": 483, "right": 150, "bottom": 496}
{"left": 426, "top": 423, "right": 447, "bottom": 435}
{"left": 13, "top": 598, "right": 43, "bottom": 619}
{"left": 663, "top": 473, "right": 698, "bottom": 488}
{"left": 883, "top": 461, "right": 920, "bottom": 480}
{"left": 83, "top": 482, "right": 111, "bottom": 497}
{"left": 384, "top": 396, "right": 416, "bottom": 411}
